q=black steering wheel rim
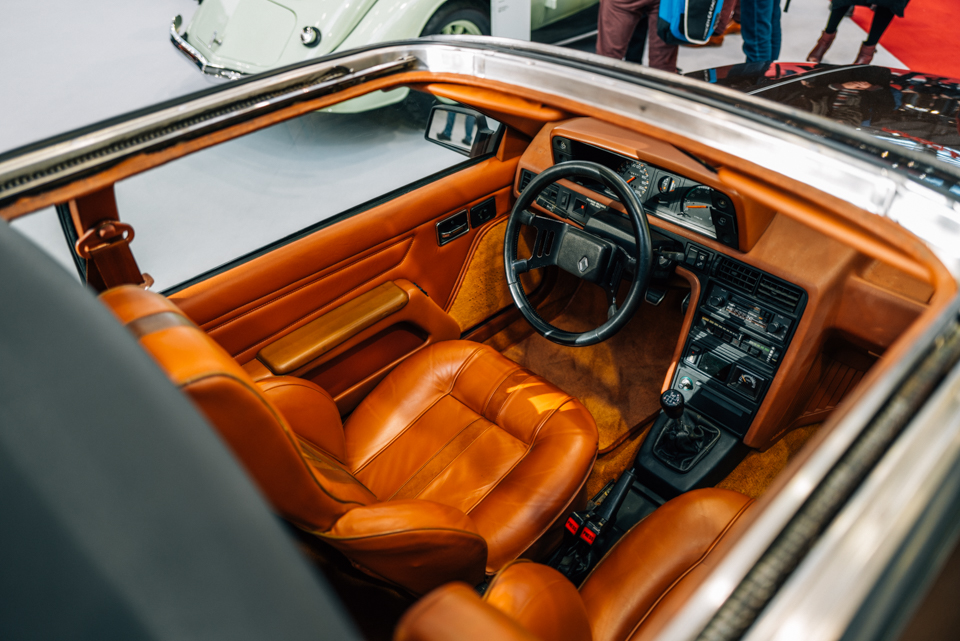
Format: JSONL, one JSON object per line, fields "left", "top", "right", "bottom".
{"left": 504, "top": 160, "right": 653, "bottom": 347}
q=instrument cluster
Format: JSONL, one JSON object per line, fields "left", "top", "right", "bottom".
{"left": 553, "top": 138, "right": 739, "bottom": 249}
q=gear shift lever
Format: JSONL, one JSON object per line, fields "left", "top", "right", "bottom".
{"left": 653, "top": 389, "right": 719, "bottom": 472}
{"left": 660, "top": 389, "right": 685, "bottom": 421}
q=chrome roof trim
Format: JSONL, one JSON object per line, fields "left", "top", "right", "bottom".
{"left": 4, "top": 39, "right": 957, "bottom": 271}
{"left": 0, "top": 50, "right": 416, "bottom": 204}
{"left": 744, "top": 314, "right": 960, "bottom": 641}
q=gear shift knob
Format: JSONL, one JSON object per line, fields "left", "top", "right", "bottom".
{"left": 660, "top": 389, "right": 685, "bottom": 420}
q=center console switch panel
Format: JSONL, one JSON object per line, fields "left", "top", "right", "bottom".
{"left": 674, "top": 246, "right": 807, "bottom": 436}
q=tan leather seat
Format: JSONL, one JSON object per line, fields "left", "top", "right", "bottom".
{"left": 395, "top": 488, "right": 754, "bottom": 641}
{"left": 100, "top": 285, "right": 599, "bottom": 595}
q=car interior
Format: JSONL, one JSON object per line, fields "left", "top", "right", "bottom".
{"left": 3, "top": 66, "right": 957, "bottom": 641}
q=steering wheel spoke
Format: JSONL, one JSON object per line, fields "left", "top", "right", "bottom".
{"left": 504, "top": 161, "right": 653, "bottom": 346}
{"left": 517, "top": 210, "right": 566, "bottom": 271}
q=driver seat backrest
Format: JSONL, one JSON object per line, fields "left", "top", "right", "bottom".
{"left": 99, "top": 285, "right": 376, "bottom": 528}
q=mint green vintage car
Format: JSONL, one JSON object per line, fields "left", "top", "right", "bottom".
{"left": 171, "top": 0, "right": 598, "bottom": 111}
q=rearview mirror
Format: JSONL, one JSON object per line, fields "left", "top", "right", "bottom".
{"left": 425, "top": 105, "right": 501, "bottom": 158}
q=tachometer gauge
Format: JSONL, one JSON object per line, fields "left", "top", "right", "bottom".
{"left": 680, "top": 186, "right": 716, "bottom": 229}
{"left": 618, "top": 160, "right": 651, "bottom": 199}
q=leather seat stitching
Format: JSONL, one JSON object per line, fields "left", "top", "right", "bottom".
{"left": 463, "top": 402, "right": 566, "bottom": 518}
{"left": 385, "top": 415, "right": 490, "bottom": 501}
{"left": 405, "top": 421, "right": 505, "bottom": 502}
{"left": 496, "top": 386, "right": 573, "bottom": 444}
{"left": 179, "top": 371, "right": 373, "bottom": 508}
{"left": 505, "top": 399, "right": 598, "bottom": 564}
{"left": 511, "top": 574, "right": 577, "bottom": 622}
{"left": 316, "top": 527, "right": 488, "bottom": 542}
{"left": 200, "top": 235, "right": 413, "bottom": 332}
{"left": 510, "top": 444, "right": 598, "bottom": 564}
{"left": 297, "top": 435, "right": 348, "bottom": 467}
{"left": 482, "top": 559, "right": 532, "bottom": 598}
{"left": 349, "top": 345, "right": 486, "bottom": 475}
{"left": 620, "top": 498, "right": 755, "bottom": 641}
{"left": 480, "top": 365, "right": 525, "bottom": 419}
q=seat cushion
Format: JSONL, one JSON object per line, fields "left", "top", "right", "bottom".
{"left": 395, "top": 489, "right": 754, "bottom": 641}
{"left": 579, "top": 488, "right": 753, "bottom": 641}
{"left": 344, "top": 340, "right": 599, "bottom": 572}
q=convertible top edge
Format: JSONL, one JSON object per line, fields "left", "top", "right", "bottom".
{"left": 1, "top": 40, "right": 958, "bottom": 214}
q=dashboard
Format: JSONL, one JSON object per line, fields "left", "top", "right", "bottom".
{"left": 511, "top": 116, "right": 936, "bottom": 460}
{"left": 550, "top": 136, "right": 739, "bottom": 249}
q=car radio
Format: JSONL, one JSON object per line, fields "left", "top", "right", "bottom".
{"left": 669, "top": 255, "right": 807, "bottom": 436}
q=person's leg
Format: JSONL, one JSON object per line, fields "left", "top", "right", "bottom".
{"left": 854, "top": 6, "right": 895, "bottom": 64}
{"left": 824, "top": 6, "right": 847, "bottom": 34}
{"left": 741, "top": 0, "right": 774, "bottom": 62}
{"left": 714, "top": 0, "right": 737, "bottom": 36}
{"left": 769, "top": 0, "right": 781, "bottom": 60}
{"left": 597, "top": 0, "right": 645, "bottom": 59}
{"left": 865, "top": 7, "right": 895, "bottom": 45}
{"left": 808, "top": 5, "right": 847, "bottom": 63}
{"left": 625, "top": 17, "right": 649, "bottom": 63}
{"left": 645, "top": 2, "right": 678, "bottom": 72}
{"left": 439, "top": 111, "right": 455, "bottom": 140}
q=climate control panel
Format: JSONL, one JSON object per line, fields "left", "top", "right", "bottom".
{"left": 670, "top": 254, "right": 807, "bottom": 436}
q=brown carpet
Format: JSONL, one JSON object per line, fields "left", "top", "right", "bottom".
{"left": 503, "top": 283, "right": 687, "bottom": 453}
{"left": 716, "top": 422, "right": 823, "bottom": 499}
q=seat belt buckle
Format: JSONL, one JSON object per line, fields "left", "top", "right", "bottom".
{"left": 565, "top": 512, "right": 586, "bottom": 536}
{"left": 579, "top": 518, "right": 606, "bottom": 546}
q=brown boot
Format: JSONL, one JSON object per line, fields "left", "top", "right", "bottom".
{"left": 723, "top": 20, "right": 741, "bottom": 35}
{"left": 806, "top": 31, "right": 837, "bottom": 63}
{"left": 854, "top": 43, "right": 877, "bottom": 65}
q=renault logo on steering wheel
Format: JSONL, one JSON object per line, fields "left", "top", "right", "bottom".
{"left": 578, "top": 256, "right": 589, "bottom": 273}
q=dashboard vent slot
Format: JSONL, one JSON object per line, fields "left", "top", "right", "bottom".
{"left": 715, "top": 258, "right": 760, "bottom": 293}
{"left": 519, "top": 169, "right": 536, "bottom": 192}
{"left": 756, "top": 276, "right": 803, "bottom": 312}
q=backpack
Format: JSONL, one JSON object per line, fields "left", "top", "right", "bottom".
{"left": 657, "top": 0, "right": 726, "bottom": 46}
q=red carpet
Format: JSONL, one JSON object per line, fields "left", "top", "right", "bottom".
{"left": 853, "top": 1, "right": 960, "bottom": 79}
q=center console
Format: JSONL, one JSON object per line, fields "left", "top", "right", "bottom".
{"left": 636, "top": 233, "right": 807, "bottom": 498}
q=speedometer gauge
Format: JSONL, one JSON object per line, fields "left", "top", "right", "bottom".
{"left": 680, "top": 186, "right": 716, "bottom": 229}
{"left": 618, "top": 160, "right": 651, "bottom": 199}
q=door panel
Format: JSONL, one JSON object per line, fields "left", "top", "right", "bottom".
{"left": 170, "top": 154, "right": 519, "bottom": 379}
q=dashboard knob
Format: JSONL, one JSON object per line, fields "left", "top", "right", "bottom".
{"left": 660, "top": 389, "right": 685, "bottom": 420}
{"left": 708, "top": 295, "right": 724, "bottom": 307}
{"left": 678, "top": 377, "right": 693, "bottom": 390}
{"left": 769, "top": 322, "right": 782, "bottom": 333}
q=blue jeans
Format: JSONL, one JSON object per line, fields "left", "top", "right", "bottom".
{"left": 740, "top": 0, "right": 781, "bottom": 62}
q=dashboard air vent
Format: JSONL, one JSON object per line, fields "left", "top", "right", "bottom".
{"left": 519, "top": 169, "right": 536, "bottom": 192}
{"left": 714, "top": 258, "right": 760, "bottom": 294}
{"left": 756, "top": 276, "right": 803, "bottom": 312}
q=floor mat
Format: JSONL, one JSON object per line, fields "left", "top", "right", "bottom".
{"left": 502, "top": 283, "right": 687, "bottom": 454}
{"left": 715, "top": 422, "right": 823, "bottom": 499}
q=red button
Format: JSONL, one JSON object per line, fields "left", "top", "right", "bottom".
{"left": 565, "top": 517, "right": 580, "bottom": 535}
{"left": 580, "top": 528, "right": 597, "bottom": 544}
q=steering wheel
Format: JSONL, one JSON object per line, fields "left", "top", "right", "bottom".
{"left": 504, "top": 161, "right": 653, "bottom": 347}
